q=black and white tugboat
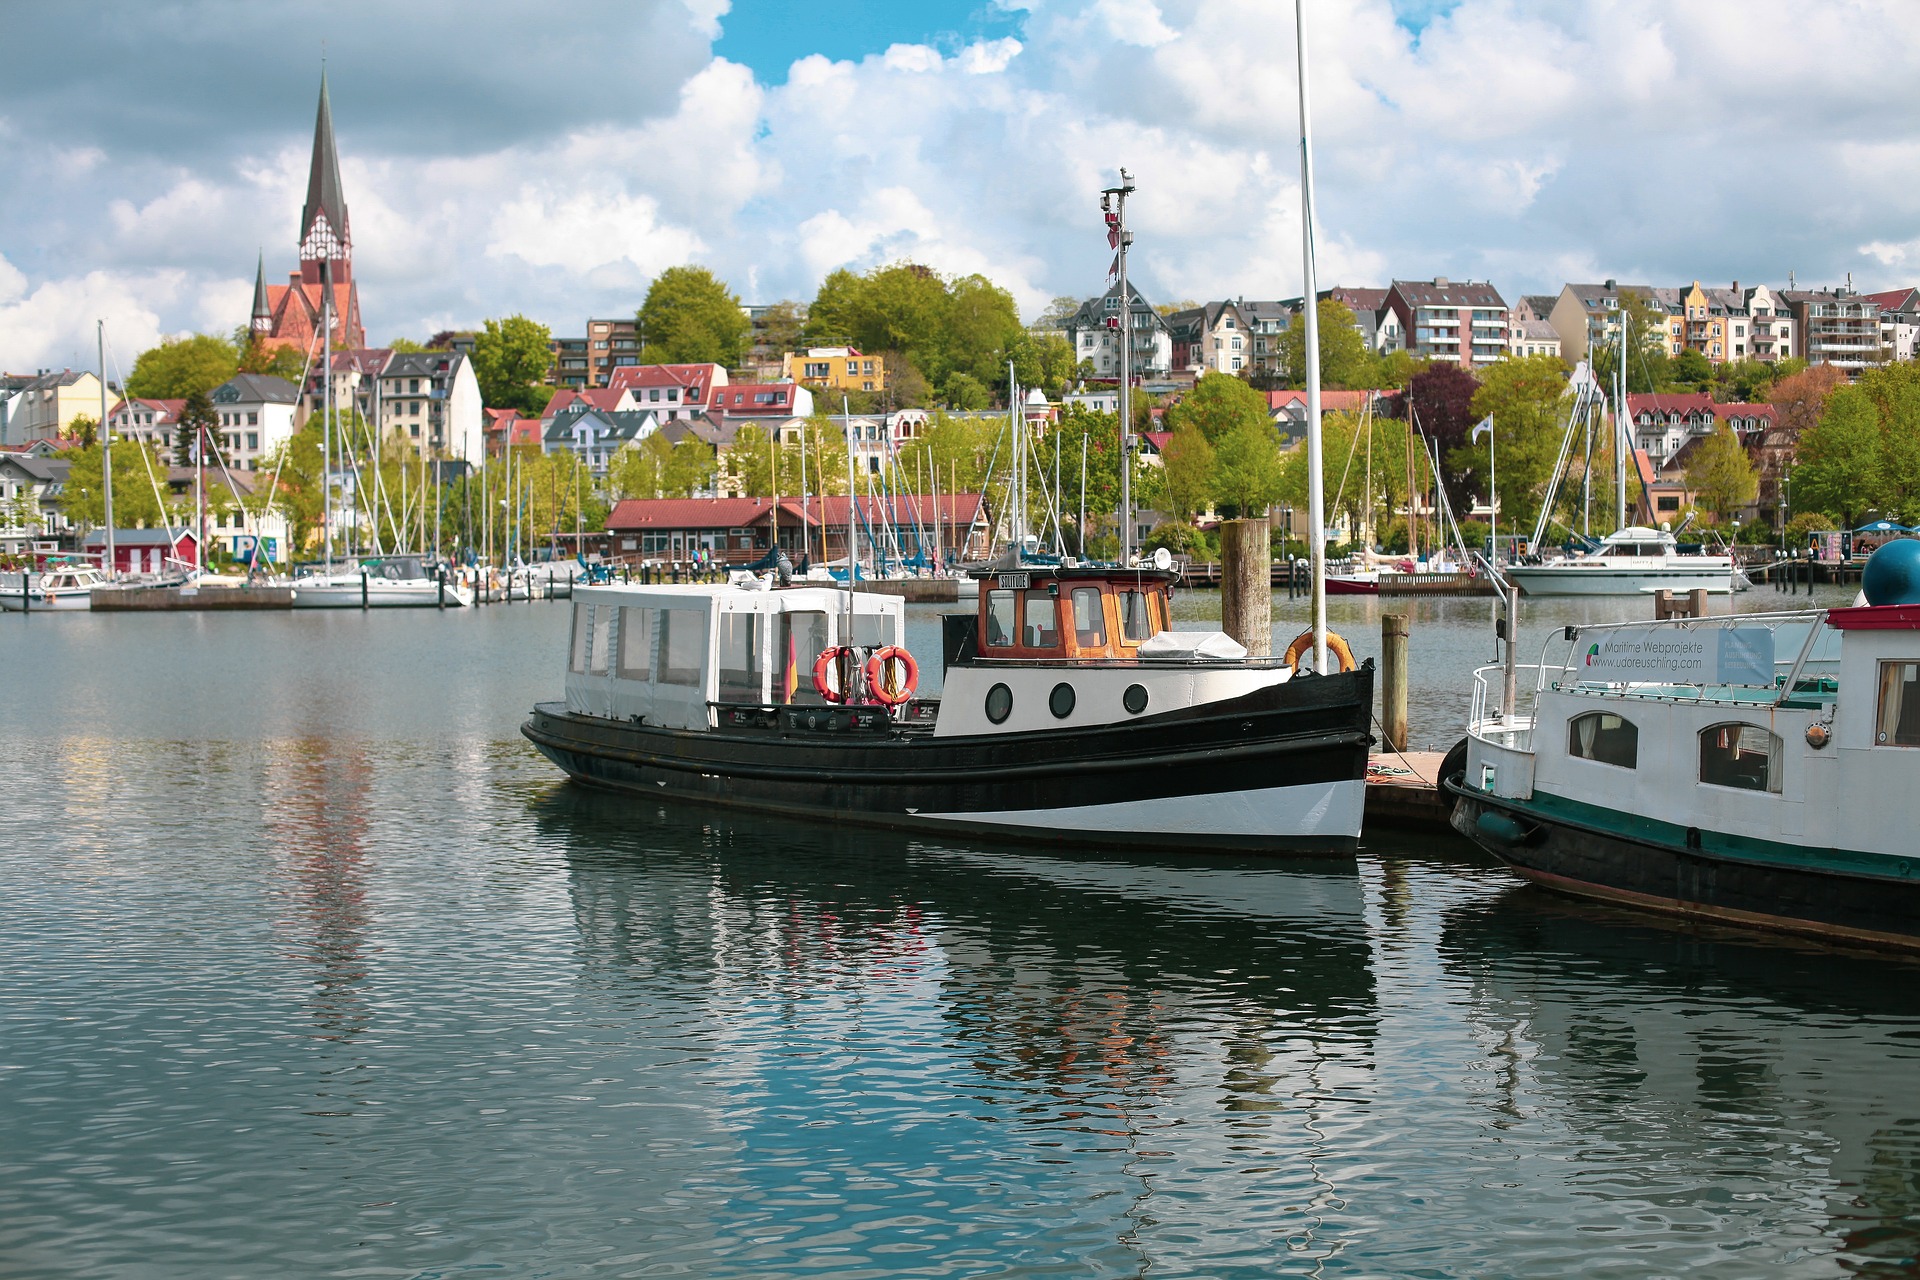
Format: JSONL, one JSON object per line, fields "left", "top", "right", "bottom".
{"left": 522, "top": 559, "right": 1372, "bottom": 852}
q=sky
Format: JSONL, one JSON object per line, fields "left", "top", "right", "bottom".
{"left": 4, "top": 0, "right": 1920, "bottom": 373}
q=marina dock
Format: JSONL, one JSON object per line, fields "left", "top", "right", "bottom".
{"left": 1363, "top": 750, "right": 1452, "bottom": 831}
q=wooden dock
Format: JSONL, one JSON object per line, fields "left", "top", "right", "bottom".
{"left": 1363, "top": 750, "right": 1455, "bottom": 832}
{"left": 91, "top": 584, "right": 294, "bottom": 611}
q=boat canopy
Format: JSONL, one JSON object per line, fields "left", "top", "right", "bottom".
{"left": 564, "top": 582, "right": 904, "bottom": 731}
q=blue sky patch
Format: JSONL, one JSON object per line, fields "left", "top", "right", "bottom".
{"left": 716, "top": 0, "right": 1026, "bottom": 82}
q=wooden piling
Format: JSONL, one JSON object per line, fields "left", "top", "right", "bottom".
{"left": 1382, "top": 612, "right": 1409, "bottom": 752}
{"left": 1219, "top": 516, "right": 1272, "bottom": 657}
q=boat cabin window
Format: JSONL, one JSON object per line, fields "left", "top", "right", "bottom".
{"left": 1699, "top": 723, "right": 1780, "bottom": 792}
{"left": 777, "top": 610, "right": 832, "bottom": 704}
{"left": 716, "top": 613, "right": 764, "bottom": 703}
{"left": 1120, "top": 589, "right": 1157, "bottom": 643}
{"left": 1071, "top": 587, "right": 1108, "bottom": 649}
{"left": 1022, "top": 589, "right": 1060, "bottom": 648}
{"left": 617, "top": 608, "right": 653, "bottom": 681}
{"left": 655, "top": 608, "right": 708, "bottom": 688}
{"left": 1876, "top": 661, "right": 1920, "bottom": 746}
{"left": 1567, "top": 711, "right": 1637, "bottom": 769}
{"left": 570, "top": 603, "right": 591, "bottom": 673}
{"left": 589, "top": 606, "right": 613, "bottom": 676}
{"left": 849, "top": 612, "right": 893, "bottom": 648}
{"left": 984, "top": 590, "right": 1016, "bottom": 649}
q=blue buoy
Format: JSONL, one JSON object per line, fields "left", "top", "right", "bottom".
{"left": 1862, "top": 538, "right": 1920, "bottom": 606}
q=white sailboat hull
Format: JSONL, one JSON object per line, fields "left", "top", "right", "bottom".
{"left": 292, "top": 579, "right": 470, "bottom": 608}
{"left": 0, "top": 587, "right": 94, "bottom": 612}
{"left": 1505, "top": 559, "right": 1734, "bottom": 596}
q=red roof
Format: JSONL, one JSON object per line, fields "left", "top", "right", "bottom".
{"left": 606, "top": 498, "right": 787, "bottom": 531}
{"left": 1266, "top": 389, "right": 1372, "bottom": 414}
{"left": 539, "top": 387, "right": 630, "bottom": 419}
{"left": 1141, "top": 430, "right": 1172, "bottom": 452}
{"left": 711, "top": 383, "right": 800, "bottom": 414}
{"left": 607, "top": 363, "right": 723, "bottom": 403}
{"left": 1626, "top": 394, "right": 1776, "bottom": 424}
{"left": 109, "top": 397, "right": 186, "bottom": 423}
{"left": 606, "top": 493, "right": 985, "bottom": 532}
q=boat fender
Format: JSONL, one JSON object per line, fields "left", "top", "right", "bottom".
{"left": 812, "top": 647, "right": 853, "bottom": 704}
{"left": 1282, "top": 628, "right": 1356, "bottom": 674}
{"left": 1806, "top": 722, "right": 1831, "bottom": 749}
{"left": 1475, "top": 810, "right": 1536, "bottom": 847}
{"left": 865, "top": 646, "right": 918, "bottom": 706}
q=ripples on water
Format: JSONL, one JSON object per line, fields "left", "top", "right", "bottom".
{"left": 1, "top": 602, "right": 1917, "bottom": 1278}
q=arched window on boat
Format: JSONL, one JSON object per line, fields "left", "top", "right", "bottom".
{"left": 1119, "top": 589, "right": 1157, "bottom": 643}
{"left": 1070, "top": 587, "right": 1108, "bottom": 652}
{"left": 1567, "top": 710, "right": 1638, "bottom": 768}
{"left": 983, "top": 590, "right": 1016, "bottom": 649}
{"left": 1875, "top": 661, "right": 1920, "bottom": 746}
{"left": 1699, "top": 723, "right": 1781, "bottom": 792}
{"left": 1022, "top": 588, "right": 1060, "bottom": 649}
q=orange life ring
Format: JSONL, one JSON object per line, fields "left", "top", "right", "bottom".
{"left": 812, "top": 647, "right": 852, "bottom": 703}
{"left": 865, "top": 646, "right": 919, "bottom": 706}
{"left": 1282, "top": 628, "right": 1356, "bottom": 673}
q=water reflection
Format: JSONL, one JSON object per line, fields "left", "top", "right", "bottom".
{"left": 1440, "top": 888, "right": 1920, "bottom": 1276}
{"left": 262, "top": 736, "right": 374, "bottom": 1044}
{"left": 537, "top": 787, "right": 1381, "bottom": 1275}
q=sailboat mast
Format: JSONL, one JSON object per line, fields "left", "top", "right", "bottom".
{"left": 843, "top": 396, "right": 857, "bottom": 650}
{"left": 99, "top": 320, "right": 114, "bottom": 577}
{"left": 1105, "top": 170, "right": 1136, "bottom": 564}
{"left": 1616, "top": 317, "right": 1628, "bottom": 530}
{"left": 1295, "top": 0, "right": 1329, "bottom": 671}
{"left": 322, "top": 258, "right": 333, "bottom": 572}
{"left": 1007, "top": 361, "right": 1022, "bottom": 553}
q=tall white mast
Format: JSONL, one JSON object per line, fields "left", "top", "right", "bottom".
{"left": 322, "top": 258, "right": 334, "bottom": 571}
{"left": 1295, "top": 0, "right": 1329, "bottom": 672}
{"left": 1615, "top": 314, "right": 1628, "bottom": 531}
{"left": 99, "top": 320, "right": 114, "bottom": 576}
{"left": 1103, "top": 170, "right": 1135, "bottom": 564}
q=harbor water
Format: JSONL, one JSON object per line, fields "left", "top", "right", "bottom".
{"left": 5, "top": 584, "right": 1918, "bottom": 1278}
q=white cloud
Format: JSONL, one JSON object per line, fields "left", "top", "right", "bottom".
{"left": 0, "top": 263, "right": 176, "bottom": 373}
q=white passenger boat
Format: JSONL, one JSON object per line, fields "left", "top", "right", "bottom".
{"left": 1448, "top": 543, "right": 1920, "bottom": 950}
{"left": 1503, "top": 526, "right": 1735, "bottom": 596}
{"left": 0, "top": 564, "right": 110, "bottom": 612}
{"left": 523, "top": 564, "right": 1374, "bottom": 853}
{"left": 291, "top": 556, "right": 471, "bottom": 608}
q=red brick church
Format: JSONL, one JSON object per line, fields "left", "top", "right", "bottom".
{"left": 251, "top": 75, "right": 366, "bottom": 355}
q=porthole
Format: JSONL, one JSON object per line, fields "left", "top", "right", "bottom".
{"left": 1049, "top": 682, "right": 1076, "bottom": 719}
{"left": 985, "top": 682, "right": 1013, "bottom": 724}
{"left": 1123, "top": 683, "right": 1149, "bottom": 715}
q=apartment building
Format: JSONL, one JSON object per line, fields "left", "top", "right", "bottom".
{"left": 1064, "top": 282, "right": 1174, "bottom": 379}
{"left": 781, "top": 347, "right": 885, "bottom": 392}
{"left": 1781, "top": 287, "right": 1884, "bottom": 370}
{"left": 1384, "top": 278, "right": 1509, "bottom": 370}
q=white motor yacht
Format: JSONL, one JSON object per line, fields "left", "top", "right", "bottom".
{"left": 291, "top": 556, "right": 471, "bottom": 608}
{"left": 1503, "top": 526, "right": 1734, "bottom": 597}
{"left": 0, "top": 564, "right": 110, "bottom": 612}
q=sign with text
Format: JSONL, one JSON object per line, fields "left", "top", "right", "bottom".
{"left": 1578, "top": 625, "right": 1776, "bottom": 685}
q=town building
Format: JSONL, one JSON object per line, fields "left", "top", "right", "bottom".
{"left": 1546, "top": 281, "right": 1665, "bottom": 364}
{"left": 1064, "top": 282, "right": 1173, "bottom": 380}
{"left": 1864, "top": 287, "right": 1920, "bottom": 362}
{"left": 1167, "top": 302, "right": 1250, "bottom": 376}
{"left": 1323, "top": 287, "right": 1393, "bottom": 352}
{"left": 0, "top": 451, "right": 72, "bottom": 554}
{"left": 551, "top": 337, "right": 590, "bottom": 388}
{"left": 542, "top": 403, "right": 663, "bottom": 474}
{"left": 82, "top": 527, "right": 201, "bottom": 575}
{"left": 586, "top": 318, "right": 639, "bottom": 387}
{"left": 107, "top": 397, "right": 185, "bottom": 457}
{"left": 781, "top": 347, "right": 885, "bottom": 393}
{"left": 1780, "top": 286, "right": 1883, "bottom": 370}
{"left": 209, "top": 374, "right": 300, "bottom": 470}
{"left": 255, "top": 77, "right": 366, "bottom": 355}
{"left": 3, "top": 370, "right": 105, "bottom": 445}
{"left": 1266, "top": 389, "right": 1375, "bottom": 444}
{"left": 709, "top": 381, "right": 814, "bottom": 420}
{"left": 1384, "top": 278, "right": 1509, "bottom": 370}
{"left": 1624, "top": 393, "right": 1776, "bottom": 467}
{"left": 304, "top": 349, "right": 483, "bottom": 462}
{"left": 606, "top": 363, "right": 728, "bottom": 418}
{"left": 603, "top": 493, "right": 990, "bottom": 567}
{"left": 1237, "top": 299, "right": 1296, "bottom": 378}
{"left": 1740, "top": 285, "right": 1794, "bottom": 361}
{"left": 1507, "top": 294, "right": 1562, "bottom": 359}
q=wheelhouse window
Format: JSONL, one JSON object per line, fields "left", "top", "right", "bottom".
{"left": 1877, "top": 661, "right": 1920, "bottom": 746}
{"left": 1119, "top": 589, "right": 1156, "bottom": 643}
{"left": 1567, "top": 710, "right": 1638, "bottom": 768}
{"left": 778, "top": 610, "right": 831, "bottom": 704}
{"left": 617, "top": 608, "right": 653, "bottom": 681}
{"left": 1022, "top": 589, "right": 1060, "bottom": 648}
{"left": 1070, "top": 587, "right": 1108, "bottom": 650}
{"left": 716, "top": 613, "right": 763, "bottom": 703}
{"left": 588, "top": 606, "right": 613, "bottom": 675}
{"left": 655, "top": 608, "right": 708, "bottom": 688}
{"left": 1699, "top": 723, "right": 1780, "bottom": 792}
{"left": 984, "top": 590, "right": 1016, "bottom": 648}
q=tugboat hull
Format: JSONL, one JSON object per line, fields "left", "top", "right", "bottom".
{"left": 526, "top": 668, "right": 1373, "bottom": 854}
{"left": 1448, "top": 784, "right": 1920, "bottom": 953}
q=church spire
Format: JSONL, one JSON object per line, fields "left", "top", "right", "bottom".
{"left": 298, "top": 72, "right": 351, "bottom": 284}
{"left": 250, "top": 251, "right": 271, "bottom": 334}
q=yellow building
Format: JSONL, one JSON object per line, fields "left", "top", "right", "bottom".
{"left": 1681, "top": 281, "right": 1730, "bottom": 363}
{"left": 781, "top": 347, "right": 885, "bottom": 393}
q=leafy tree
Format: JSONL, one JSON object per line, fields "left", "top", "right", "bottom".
{"left": 1711, "top": 358, "right": 1778, "bottom": 404}
{"left": 1851, "top": 361, "right": 1920, "bottom": 521}
{"left": 1794, "top": 386, "right": 1882, "bottom": 528}
{"left": 1009, "top": 330, "right": 1077, "bottom": 400}
{"left": 1372, "top": 349, "right": 1419, "bottom": 390}
{"left": 175, "top": 391, "right": 217, "bottom": 467}
{"left": 69, "top": 414, "right": 98, "bottom": 450}
{"left": 802, "top": 268, "right": 864, "bottom": 346}
{"left": 56, "top": 441, "right": 168, "bottom": 531}
{"left": 1163, "top": 371, "right": 1269, "bottom": 445}
{"left": 1399, "top": 362, "right": 1480, "bottom": 511}
{"left": 1211, "top": 421, "right": 1285, "bottom": 518}
{"left": 638, "top": 266, "right": 749, "bottom": 367}
{"left": 725, "top": 422, "right": 778, "bottom": 497}
{"left": 1277, "top": 299, "right": 1372, "bottom": 390}
{"left": 126, "top": 334, "right": 240, "bottom": 400}
{"left": 884, "top": 353, "right": 932, "bottom": 409}
{"left": 662, "top": 437, "right": 716, "bottom": 498}
{"left": 1684, "top": 422, "right": 1759, "bottom": 522}
{"left": 804, "top": 262, "right": 1026, "bottom": 406}
{"left": 1454, "top": 353, "right": 1571, "bottom": 535}
{"left": 1671, "top": 347, "right": 1713, "bottom": 389}
{"left": 1159, "top": 422, "right": 1216, "bottom": 522}
{"left": 236, "top": 336, "right": 308, "bottom": 382}
{"left": 944, "top": 372, "right": 991, "bottom": 411}
{"left": 1037, "top": 295, "right": 1082, "bottom": 328}
{"left": 941, "top": 274, "right": 1025, "bottom": 392}
{"left": 787, "top": 414, "right": 852, "bottom": 498}
{"left": 607, "top": 434, "right": 676, "bottom": 501}
{"left": 387, "top": 337, "right": 430, "bottom": 353}
{"left": 471, "top": 315, "right": 554, "bottom": 413}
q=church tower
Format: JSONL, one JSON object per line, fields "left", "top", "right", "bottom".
{"left": 298, "top": 73, "right": 352, "bottom": 286}
{"left": 256, "top": 74, "right": 366, "bottom": 353}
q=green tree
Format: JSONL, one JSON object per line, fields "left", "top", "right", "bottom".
{"left": 1852, "top": 361, "right": 1920, "bottom": 520}
{"left": 725, "top": 422, "right": 778, "bottom": 497}
{"left": 1211, "top": 421, "right": 1286, "bottom": 518}
{"left": 944, "top": 372, "right": 991, "bottom": 411}
{"left": 756, "top": 300, "right": 806, "bottom": 357}
{"left": 661, "top": 437, "right": 717, "bottom": 499}
{"left": 1158, "top": 422, "right": 1215, "bottom": 522}
{"left": 1794, "top": 386, "right": 1883, "bottom": 528}
{"left": 175, "top": 391, "right": 217, "bottom": 468}
{"left": 471, "top": 315, "right": 554, "bottom": 413}
{"left": 638, "top": 265, "right": 750, "bottom": 367}
{"left": 940, "top": 273, "right": 1025, "bottom": 392}
{"left": 1010, "top": 330, "right": 1077, "bottom": 400}
{"left": 1453, "top": 353, "right": 1571, "bottom": 534}
{"left": 607, "top": 434, "right": 676, "bottom": 501}
{"left": 126, "top": 334, "right": 240, "bottom": 400}
{"left": 1591, "top": 290, "right": 1671, "bottom": 394}
{"left": 1037, "top": 295, "right": 1082, "bottom": 328}
{"left": 1684, "top": 422, "right": 1759, "bottom": 522}
{"left": 57, "top": 441, "right": 168, "bottom": 531}
{"left": 802, "top": 268, "right": 864, "bottom": 345}
{"left": 884, "top": 354, "right": 933, "bottom": 409}
{"left": 1163, "top": 371, "right": 1269, "bottom": 445}
{"left": 1671, "top": 347, "right": 1713, "bottom": 389}
{"left": 69, "top": 414, "right": 98, "bottom": 450}
{"left": 1277, "top": 299, "right": 1373, "bottom": 389}
{"left": 387, "top": 337, "right": 430, "bottom": 353}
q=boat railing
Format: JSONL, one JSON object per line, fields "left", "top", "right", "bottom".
{"left": 1468, "top": 663, "right": 1543, "bottom": 752}
{"left": 1540, "top": 609, "right": 1839, "bottom": 706}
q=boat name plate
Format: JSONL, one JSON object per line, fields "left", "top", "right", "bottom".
{"left": 997, "top": 572, "right": 1031, "bottom": 590}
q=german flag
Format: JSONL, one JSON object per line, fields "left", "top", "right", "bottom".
{"left": 783, "top": 633, "right": 800, "bottom": 703}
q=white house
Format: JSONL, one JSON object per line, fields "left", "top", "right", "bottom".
{"left": 209, "top": 373, "right": 301, "bottom": 470}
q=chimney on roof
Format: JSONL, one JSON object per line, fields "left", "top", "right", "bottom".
{"left": 1731, "top": 280, "right": 1740, "bottom": 294}
{"left": 1604, "top": 278, "right": 1617, "bottom": 291}
{"left": 1434, "top": 276, "right": 1449, "bottom": 288}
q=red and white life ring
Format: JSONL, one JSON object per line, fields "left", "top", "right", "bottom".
{"left": 812, "top": 647, "right": 852, "bottom": 704}
{"left": 865, "top": 646, "right": 919, "bottom": 706}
